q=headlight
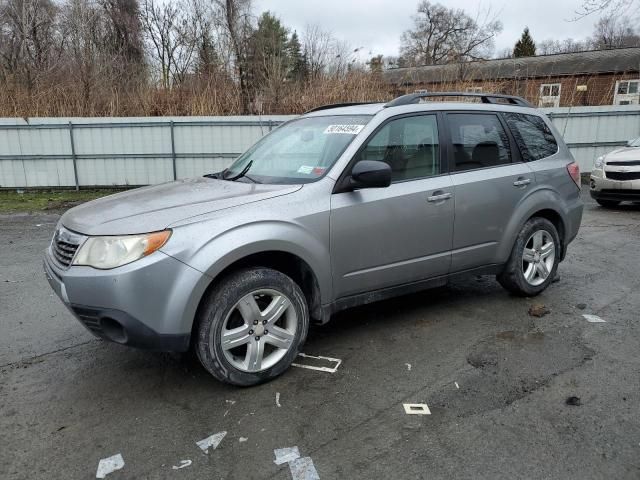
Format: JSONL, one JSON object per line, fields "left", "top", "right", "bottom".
{"left": 73, "top": 230, "right": 171, "bottom": 269}
{"left": 594, "top": 156, "right": 604, "bottom": 169}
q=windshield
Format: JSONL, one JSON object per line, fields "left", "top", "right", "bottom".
{"left": 223, "top": 115, "right": 372, "bottom": 184}
{"left": 628, "top": 137, "right": 640, "bottom": 147}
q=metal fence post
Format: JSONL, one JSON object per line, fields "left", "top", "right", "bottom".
{"left": 170, "top": 121, "right": 177, "bottom": 180}
{"left": 68, "top": 121, "right": 80, "bottom": 191}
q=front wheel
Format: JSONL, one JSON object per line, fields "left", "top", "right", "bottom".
{"left": 497, "top": 217, "right": 561, "bottom": 297}
{"left": 195, "top": 268, "right": 309, "bottom": 386}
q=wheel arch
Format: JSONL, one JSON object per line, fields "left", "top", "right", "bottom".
{"left": 497, "top": 189, "right": 570, "bottom": 264}
{"left": 195, "top": 249, "right": 324, "bottom": 325}
{"left": 528, "top": 208, "right": 565, "bottom": 256}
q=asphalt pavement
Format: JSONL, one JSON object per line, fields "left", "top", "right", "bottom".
{"left": 1, "top": 192, "right": 639, "bottom": 479}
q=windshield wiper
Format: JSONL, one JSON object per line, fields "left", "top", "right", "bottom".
{"left": 224, "top": 160, "right": 256, "bottom": 183}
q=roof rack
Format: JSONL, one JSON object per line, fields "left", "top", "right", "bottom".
{"left": 305, "top": 102, "right": 381, "bottom": 113}
{"left": 384, "top": 92, "right": 532, "bottom": 108}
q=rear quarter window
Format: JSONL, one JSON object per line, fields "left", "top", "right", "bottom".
{"left": 503, "top": 113, "right": 558, "bottom": 161}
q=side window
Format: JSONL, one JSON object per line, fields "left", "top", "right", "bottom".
{"left": 503, "top": 113, "right": 558, "bottom": 161}
{"left": 447, "top": 113, "right": 511, "bottom": 172}
{"left": 356, "top": 115, "right": 440, "bottom": 182}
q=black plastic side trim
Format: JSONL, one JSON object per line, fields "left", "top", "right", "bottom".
{"left": 320, "top": 264, "right": 503, "bottom": 321}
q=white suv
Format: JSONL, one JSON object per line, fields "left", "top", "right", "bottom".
{"left": 590, "top": 137, "right": 640, "bottom": 207}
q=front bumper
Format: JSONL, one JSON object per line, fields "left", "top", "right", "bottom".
{"left": 43, "top": 248, "right": 210, "bottom": 352}
{"left": 590, "top": 169, "right": 640, "bottom": 202}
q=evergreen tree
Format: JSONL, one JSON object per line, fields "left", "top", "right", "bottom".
{"left": 248, "top": 11, "right": 289, "bottom": 90}
{"left": 196, "top": 31, "right": 220, "bottom": 76}
{"left": 513, "top": 27, "right": 536, "bottom": 57}
{"left": 287, "top": 31, "right": 308, "bottom": 82}
{"left": 368, "top": 54, "right": 384, "bottom": 74}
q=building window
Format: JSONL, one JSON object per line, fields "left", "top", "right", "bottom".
{"left": 613, "top": 80, "right": 640, "bottom": 105}
{"left": 538, "top": 83, "right": 561, "bottom": 108}
{"left": 465, "top": 86, "right": 483, "bottom": 93}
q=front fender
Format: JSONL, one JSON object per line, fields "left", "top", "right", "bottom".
{"left": 165, "top": 219, "right": 332, "bottom": 304}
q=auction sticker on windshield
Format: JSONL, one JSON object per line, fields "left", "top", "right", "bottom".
{"left": 324, "top": 124, "right": 365, "bottom": 135}
{"left": 297, "top": 165, "right": 314, "bottom": 174}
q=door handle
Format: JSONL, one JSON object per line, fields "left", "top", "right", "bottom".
{"left": 427, "top": 192, "right": 453, "bottom": 202}
{"left": 513, "top": 178, "right": 531, "bottom": 187}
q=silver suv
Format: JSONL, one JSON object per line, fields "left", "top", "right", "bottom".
{"left": 44, "top": 93, "right": 583, "bottom": 386}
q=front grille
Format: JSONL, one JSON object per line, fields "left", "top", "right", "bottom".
{"left": 607, "top": 160, "right": 640, "bottom": 166}
{"left": 53, "top": 239, "right": 79, "bottom": 267}
{"left": 605, "top": 171, "right": 640, "bottom": 181}
{"left": 51, "top": 227, "right": 83, "bottom": 268}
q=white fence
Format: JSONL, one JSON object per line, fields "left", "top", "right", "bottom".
{"left": 1, "top": 106, "right": 639, "bottom": 188}
{"left": 0, "top": 116, "right": 294, "bottom": 189}
{"left": 542, "top": 105, "right": 640, "bottom": 173}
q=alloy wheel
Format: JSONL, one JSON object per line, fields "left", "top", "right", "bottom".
{"left": 522, "top": 230, "right": 555, "bottom": 286}
{"left": 217, "top": 289, "right": 297, "bottom": 373}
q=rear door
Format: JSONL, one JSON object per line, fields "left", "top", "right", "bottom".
{"left": 445, "top": 111, "right": 534, "bottom": 272}
{"left": 330, "top": 113, "right": 454, "bottom": 298}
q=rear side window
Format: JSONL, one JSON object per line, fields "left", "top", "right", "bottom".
{"left": 503, "top": 113, "right": 558, "bottom": 161}
{"left": 447, "top": 113, "right": 512, "bottom": 171}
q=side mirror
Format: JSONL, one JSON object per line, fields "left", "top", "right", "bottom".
{"left": 350, "top": 160, "right": 392, "bottom": 189}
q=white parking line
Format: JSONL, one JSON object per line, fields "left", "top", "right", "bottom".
{"left": 403, "top": 403, "right": 431, "bottom": 415}
{"left": 291, "top": 353, "right": 342, "bottom": 373}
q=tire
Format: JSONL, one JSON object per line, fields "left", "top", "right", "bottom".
{"left": 195, "top": 267, "right": 309, "bottom": 386}
{"left": 497, "top": 217, "right": 561, "bottom": 297}
{"left": 596, "top": 199, "right": 621, "bottom": 208}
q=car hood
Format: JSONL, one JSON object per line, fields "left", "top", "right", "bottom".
{"left": 606, "top": 147, "right": 640, "bottom": 162}
{"left": 61, "top": 177, "right": 302, "bottom": 236}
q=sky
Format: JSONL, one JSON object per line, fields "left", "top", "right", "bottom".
{"left": 253, "top": 0, "right": 601, "bottom": 59}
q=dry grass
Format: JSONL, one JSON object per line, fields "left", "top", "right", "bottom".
{"left": 0, "top": 72, "right": 392, "bottom": 117}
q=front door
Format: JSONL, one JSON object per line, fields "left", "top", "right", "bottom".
{"left": 330, "top": 114, "right": 455, "bottom": 299}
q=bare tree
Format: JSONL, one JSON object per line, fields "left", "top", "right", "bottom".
{"left": 99, "top": 0, "right": 146, "bottom": 88}
{"left": 0, "top": 0, "right": 61, "bottom": 88}
{"left": 591, "top": 14, "right": 640, "bottom": 48}
{"left": 400, "top": 1, "right": 502, "bottom": 66}
{"left": 209, "top": 0, "right": 253, "bottom": 112}
{"left": 59, "top": 0, "right": 108, "bottom": 111}
{"left": 537, "top": 38, "right": 591, "bottom": 55}
{"left": 141, "top": 0, "right": 198, "bottom": 88}
{"left": 577, "top": 0, "right": 638, "bottom": 16}
{"left": 302, "top": 23, "right": 332, "bottom": 79}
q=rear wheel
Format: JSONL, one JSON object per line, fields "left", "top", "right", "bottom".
{"left": 497, "top": 217, "right": 560, "bottom": 297}
{"left": 596, "top": 199, "right": 621, "bottom": 208}
{"left": 196, "top": 268, "right": 309, "bottom": 386}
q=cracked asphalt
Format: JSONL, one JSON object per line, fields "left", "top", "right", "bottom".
{"left": 1, "top": 192, "right": 639, "bottom": 480}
